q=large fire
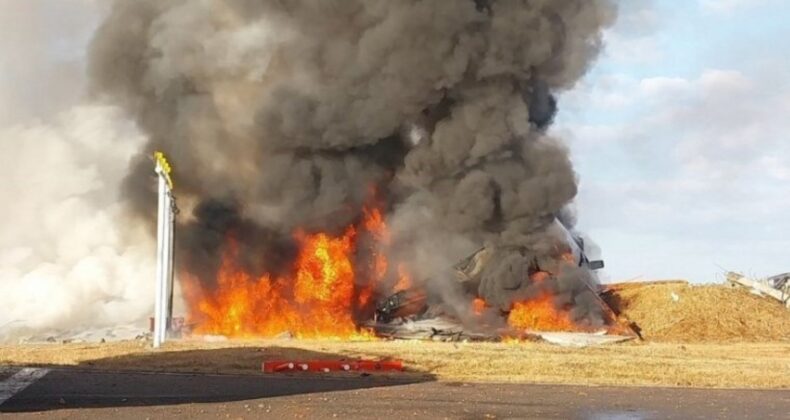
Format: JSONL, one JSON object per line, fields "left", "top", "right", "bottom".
{"left": 506, "top": 266, "right": 629, "bottom": 334}
{"left": 183, "top": 206, "right": 397, "bottom": 339}
{"left": 506, "top": 254, "right": 588, "bottom": 333}
{"left": 506, "top": 272, "right": 577, "bottom": 332}
{"left": 183, "top": 207, "right": 617, "bottom": 339}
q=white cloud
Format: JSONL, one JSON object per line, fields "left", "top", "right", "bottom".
{"left": 557, "top": 63, "right": 790, "bottom": 281}
{"left": 603, "top": 31, "right": 663, "bottom": 65}
{"left": 638, "top": 76, "right": 692, "bottom": 98}
{"left": 700, "top": 0, "right": 776, "bottom": 14}
{"left": 614, "top": 0, "right": 662, "bottom": 36}
{"left": 600, "top": 1, "right": 663, "bottom": 64}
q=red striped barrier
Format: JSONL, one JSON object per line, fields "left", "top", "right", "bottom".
{"left": 262, "top": 359, "right": 404, "bottom": 373}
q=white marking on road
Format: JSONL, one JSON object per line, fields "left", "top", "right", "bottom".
{"left": 0, "top": 368, "right": 49, "bottom": 406}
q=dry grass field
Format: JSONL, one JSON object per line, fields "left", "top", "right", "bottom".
{"left": 603, "top": 281, "right": 790, "bottom": 342}
{"left": 2, "top": 339, "right": 789, "bottom": 389}
{"left": 2, "top": 282, "right": 788, "bottom": 389}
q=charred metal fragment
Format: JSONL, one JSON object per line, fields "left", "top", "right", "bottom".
{"left": 375, "top": 289, "right": 429, "bottom": 323}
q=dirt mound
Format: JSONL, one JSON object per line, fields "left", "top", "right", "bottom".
{"left": 603, "top": 281, "right": 790, "bottom": 343}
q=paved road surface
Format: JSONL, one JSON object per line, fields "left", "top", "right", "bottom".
{"left": 1, "top": 367, "right": 788, "bottom": 419}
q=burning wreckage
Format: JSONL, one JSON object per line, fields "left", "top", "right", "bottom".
{"left": 89, "top": 0, "right": 636, "bottom": 345}
{"left": 369, "top": 219, "right": 636, "bottom": 343}
{"left": 173, "top": 204, "right": 636, "bottom": 344}
{"left": 169, "top": 212, "right": 637, "bottom": 344}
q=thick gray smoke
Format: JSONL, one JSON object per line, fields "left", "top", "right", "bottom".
{"left": 89, "top": 0, "right": 616, "bottom": 324}
{"left": 0, "top": 0, "right": 157, "bottom": 342}
{"left": 0, "top": 105, "right": 154, "bottom": 339}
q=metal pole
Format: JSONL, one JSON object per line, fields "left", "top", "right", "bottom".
{"left": 153, "top": 166, "right": 167, "bottom": 348}
{"left": 153, "top": 152, "right": 176, "bottom": 348}
{"left": 166, "top": 194, "right": 177, "bottom": 333}
{"left": 159, "top": 189, "right": 172, "bottom": 345}
{"left": 161, "top": 191, "right": 175, "bottom": 342}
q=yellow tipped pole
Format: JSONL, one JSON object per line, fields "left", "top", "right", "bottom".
{"left": 154, "top": 151, "right": 174, "bottom": 189}
{"left": 153, "top": 151, "right": 176, "bottom": 348}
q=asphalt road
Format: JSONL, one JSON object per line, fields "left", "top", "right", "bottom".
{"left": 1, "top": 367, "right": 788, "bottom": 419}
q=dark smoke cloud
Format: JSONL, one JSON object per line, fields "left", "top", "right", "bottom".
{"left": 478, "top": 247, "right": 606, "bottom": 327}
{"left": 88, "top": 0, "right": 616, "bottom": 323}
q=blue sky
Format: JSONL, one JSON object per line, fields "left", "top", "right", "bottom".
{"left": 2, "top": 0, "right": 787, "bottom": 284}
{"left": 555, "top": 0, "right": 790, "bottom": 282}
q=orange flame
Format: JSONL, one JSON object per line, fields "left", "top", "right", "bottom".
{"left": 393, "top": 264, "right": 412, "bottom": 292}
{"left": 355, "top": 206, "right": 390, "bottom": 310}
{"left": 184, "top": 203, "right": 414, "bottom": 339}
{"left": 186, "top": 226, "right": 371, "bottom": 339}
{"left": 507, "top": 297, "right": 577, "bottom": 332}
{"left": 472, "top": 298, "right": 487, "bottom": 315}
{"left": 506, "top": 269, "right": 579, "bottom": 332}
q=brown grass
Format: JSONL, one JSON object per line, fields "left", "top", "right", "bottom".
{"left": 1, "top": 339, "right": 789, "bottom": 389}
{"left": 2, "top": 282, "right": 788, "bottom": 389}
{"left": 604, "top": 282, "right": 790, "bottom": 342}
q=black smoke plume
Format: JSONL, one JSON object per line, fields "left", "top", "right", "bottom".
{"left": 88, "top": 0, "right": 617, "bottom": 325}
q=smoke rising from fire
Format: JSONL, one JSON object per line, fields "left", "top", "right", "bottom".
{"left": 0, "top": 1, "right": 161, "bottom": 341}
{"left": 0, "top": 106, "right": 154, "bottom": 338}
{"left": 89, "top": 0, "right": 617, "bottom": 328}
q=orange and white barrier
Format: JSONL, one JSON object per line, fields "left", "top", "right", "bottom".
{"left": 262, "top": 360, "right": 403, "bottom": 373}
